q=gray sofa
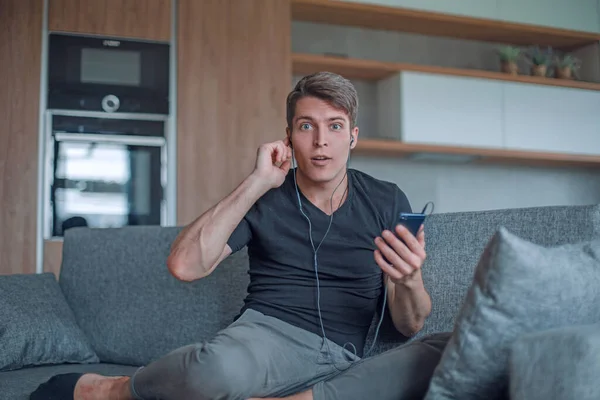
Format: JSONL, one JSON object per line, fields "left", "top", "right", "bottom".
{"left": 2, "top": 204, "right": 599, "bottom": 399}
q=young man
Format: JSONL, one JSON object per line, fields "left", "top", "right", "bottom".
{"left": 31, "top": 72, "right": 450, "bottom": 400}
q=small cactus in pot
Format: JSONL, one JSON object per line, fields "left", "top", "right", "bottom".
{"left": 497, "top": 46, "right": 522, "bottom": 75}
{"left": 525, "top": 46, "right": 553, "bottom": 77}
{"left": 554, "top": 54, "right": 581, "bottom": 79}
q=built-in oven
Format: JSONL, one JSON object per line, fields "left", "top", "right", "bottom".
{"left": 44, "top": 111, "right": 168, "bottom": 238}
{"left": 48, "top": 33, "right": 170, "bottom": 114}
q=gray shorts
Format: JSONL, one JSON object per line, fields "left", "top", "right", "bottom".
{"left": 130, "top": 308, "right": 450, "bottom": 400}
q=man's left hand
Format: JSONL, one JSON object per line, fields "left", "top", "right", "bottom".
{"left": 374, "top": 224, "right": 426, "bottom": 285}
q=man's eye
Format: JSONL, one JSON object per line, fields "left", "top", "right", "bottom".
{"left": 300, "top": 123, "right": 311, "bottom": 130}
{"left": 332, "top": 123, "right": 342, "bottom": 130}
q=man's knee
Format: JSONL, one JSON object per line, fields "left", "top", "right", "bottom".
{"left": 312, "top": 333, "right": 453, "bottom": 400}
{"left": 178, "top": 343, "right": 260, "bottom": 399}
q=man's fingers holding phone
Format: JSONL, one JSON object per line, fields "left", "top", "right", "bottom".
{"left": 387, "top": 226, "right": 425, "bottom": 268}
{"left": 395, "top": 224, "right": 426, "bottom": 259}
{"left": 416, "top": 224, "right": 425, "bottom": 246}
{"left": 374, "top": 248, "right": 412, "bottom": 281}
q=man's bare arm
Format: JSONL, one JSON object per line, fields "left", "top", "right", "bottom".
{"left": 386, "top": 272, "right": 432, "bottom": 336}
{"left": 167, "top": 173, "right": 270, "bottom": 281}
{"left": 167, "top": 140, "right": 292, "bottom": 281}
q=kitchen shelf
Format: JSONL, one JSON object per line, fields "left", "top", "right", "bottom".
{"left": 353, "top": 139, "right": 600, "bottom": 169}
{"left": 291, "top": 1, "right": 600, "bottom": 169}
{"left": 291, "top": 0, "right": 600, "bottom": 50}
{"left": 293, "top": 53, "right": 398, "bottom": 81}
{"left": 292, "top": 53, "right": 600, "bottom": 91}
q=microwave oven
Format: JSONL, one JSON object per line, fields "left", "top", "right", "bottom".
{"left": 48, "top": 33, "right": 170, "bottom": 115}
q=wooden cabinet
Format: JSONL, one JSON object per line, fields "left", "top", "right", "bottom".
{"left": 498, "top": 0, "right": 600, "bottom": 34}
{"left": 48, "top": 0, "right": 171, "bottom": 41}
{"left": 44, "top": 240, "right": 64, "bottom": 278}
{"left": 377, "top": 72, "right": 504, "bottom": 149}
{"left": 503, "top": 83, "right": 600, "bottom": 155}
{"left": 0, "top": 0, "right": 43, "bottom": 275}
{"left": 176, "top": 0, "right": 291, "bottom": 223}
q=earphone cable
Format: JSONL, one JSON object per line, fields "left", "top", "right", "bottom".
{"left": 291, "top": 141, "right": 388, "bottom": 371}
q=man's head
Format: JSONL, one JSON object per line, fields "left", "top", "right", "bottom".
{"left": 285, "top": 72, "right": 359, "bottom": 186}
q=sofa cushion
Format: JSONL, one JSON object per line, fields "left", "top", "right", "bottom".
{"left": 0, "top": 363, "right": 139, "bottom": 400}
{"left": 509, "top": 323, "right": 600, "bottom": 400}
{"left": 0, "top": 273, "right": 99, "bottom": 372}
{"left": 367, "top": 204, "right": 600, "bottom": 354}
{"left": 419, "top": 205, "right": 599, "bottom": 335}
{"left": 424, "top": 227, "right": 600, "bottom": 400}
{"left": 58, "top": 226, "right": 250, "bottom": 366}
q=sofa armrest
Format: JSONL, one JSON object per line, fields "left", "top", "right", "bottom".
{"left": 509, "top": 323, "right": 600, "bottom": 400}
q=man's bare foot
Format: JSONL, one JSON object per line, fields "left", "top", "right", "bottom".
{"left": 74, "top": 373, "right": 133, "bottom": 400}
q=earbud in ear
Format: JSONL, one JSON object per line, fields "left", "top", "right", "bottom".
{"left": 350, "top": 136, "right": 355, "bottom": 146}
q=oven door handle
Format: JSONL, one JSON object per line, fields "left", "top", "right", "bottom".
{"left": 53, "top": 132, "right": 166, "bottom": 147}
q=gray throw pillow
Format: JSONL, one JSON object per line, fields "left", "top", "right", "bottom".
{"left": 509, "top": 323, "right": 600, "bottom": 400}
{"left": 424, "top": 227, "right": 600, "bottom": 400}
{"left": 0, "top": 273, "right": 99, "bottom": 371}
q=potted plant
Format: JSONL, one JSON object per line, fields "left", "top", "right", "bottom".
{"left": 525, "top": 46, "right": 553, "bottom": 77}
{"left": 497, "top": 46, "right": 522, "bottom": 75}
{"left": 554, "top": 54, "right": 581, "bottom": 79}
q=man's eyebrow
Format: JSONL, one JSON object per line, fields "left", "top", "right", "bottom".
{"left": 294, "top": 115, "right": 314, "bottom": 121}
{"left": 294, "top": 116, "right": 347, "bottom": 122}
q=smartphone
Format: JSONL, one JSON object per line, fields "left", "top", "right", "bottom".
{"left": 398, "top": 212, "right": 426, "bottom": 237}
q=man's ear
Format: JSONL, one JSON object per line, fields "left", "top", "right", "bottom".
{"left": 350, "top": 126, "right": 359, "bottom": 150}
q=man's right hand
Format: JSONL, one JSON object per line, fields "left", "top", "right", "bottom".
{"left": 252, "top": 139, "right": 292, "bottom": 189}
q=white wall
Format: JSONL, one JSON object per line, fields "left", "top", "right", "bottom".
{"left": 339, "top": 0, "right": 600, "bottom": 33}
{"left": 292, "top": 21, "right": 600, "bottom": 213}
{"left": 349, "top": 155, "right": 600, "bottom": 213}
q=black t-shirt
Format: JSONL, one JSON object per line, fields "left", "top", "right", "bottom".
{"left": 227, "top": 168, "right": 412, "bottom": 356}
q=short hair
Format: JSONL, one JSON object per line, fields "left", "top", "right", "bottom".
{"left": 286, "top": 71, "right": 358, "bottom": 129}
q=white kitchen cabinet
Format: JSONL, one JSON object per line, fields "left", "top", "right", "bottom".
{"left": 377, "top": 72, "right": 505, "bottom": 149}
{"left": 503, "top": 83, "right": 600, "bottom": 155}
{"left": 497, "top": 0, "right": 600, "bottom": 33}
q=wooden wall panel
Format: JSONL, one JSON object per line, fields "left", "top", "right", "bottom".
{"left": 49, "top": 0, "right": 171, "bottom": 41}
{"left": 176, "top": 0, "right": 292, "bottom": 224}
{"left": 0, "top": 0, "right": 43, "bottom": 275}
{"left": 43, "top": 240, "right": 64, "bottom": 278}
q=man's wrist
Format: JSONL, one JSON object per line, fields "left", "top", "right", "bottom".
{"left": 244, "top": 172, "right": 272, "bottom": 198}
{"left": 392, "top": 269, "right": 424, "bottom": 291}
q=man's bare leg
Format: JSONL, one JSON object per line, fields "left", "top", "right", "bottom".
{"left": 73, "top": 374, "right": 133, "bottom": 400}
{"left": 248, "top": 389, "right": 313, "bottom": 400}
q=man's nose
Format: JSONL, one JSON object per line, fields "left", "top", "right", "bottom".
{"left": 314, "top": 128, "right": 328, "bottom": 147}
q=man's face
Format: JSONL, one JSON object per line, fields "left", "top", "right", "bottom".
{"left": 287, "top": 96, "right": 358, "bottom": 185}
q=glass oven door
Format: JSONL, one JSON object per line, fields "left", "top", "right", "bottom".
{"left": 46, "top": 132, "right": 166, "bottom": 237}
